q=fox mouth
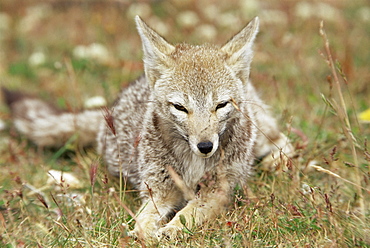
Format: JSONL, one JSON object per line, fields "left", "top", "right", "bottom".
{"left": 198, "top": 153, "right": 214, "bottom": 158}
{"left": 192, "top": 148, "right": 216, "bottom": 158}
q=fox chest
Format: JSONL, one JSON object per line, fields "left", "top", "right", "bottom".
{"left": 180, "top": 153, "right": 216, "bottom": 190}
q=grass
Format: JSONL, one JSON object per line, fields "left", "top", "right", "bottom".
{"left": 0, "top": 0, "right": 369, "bottom": 247}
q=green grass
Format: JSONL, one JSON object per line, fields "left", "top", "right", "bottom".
{"left": 0, "top": 0, "right": 369, "bottom": 247}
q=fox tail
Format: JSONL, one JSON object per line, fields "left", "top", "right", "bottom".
{"left": 2, "top": 87, "right": 103, "bottom": 147}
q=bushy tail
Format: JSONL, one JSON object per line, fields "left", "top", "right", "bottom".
{"left": 2, "top": 87, "right": 103, "bottom": 147}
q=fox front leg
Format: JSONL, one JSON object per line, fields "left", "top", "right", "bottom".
{"left": 129, "top": 200, "right": 160, "bottom": 239}
{"left": 130, "top": 188, "right": 185, "bottom": 240}
{"left": 156, "top": 178, "right": 231, "bottom": 239}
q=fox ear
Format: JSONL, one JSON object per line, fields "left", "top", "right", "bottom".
{"left": 135, "top": 16, "right": 175, "bottom": 87}
{"left": 221, "top": 17, "right": 259, "bottom": 82}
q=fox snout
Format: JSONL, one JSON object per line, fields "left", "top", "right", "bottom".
{"left": 189, "top": 133, "right": 219, "bottom": 158}
{"left": 197, "top": 141, "right": 214, "bottom": 155}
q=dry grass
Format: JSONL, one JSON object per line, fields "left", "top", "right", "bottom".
{"left": 0, "top": 0, "right": 369, "bottom": 247}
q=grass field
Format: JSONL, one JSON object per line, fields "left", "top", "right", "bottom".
{"left": 0, "top": 0, "right": 369, "bottom": 247}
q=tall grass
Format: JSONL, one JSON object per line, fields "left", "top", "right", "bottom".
{"left": 318, "top": 20, "right": 366, "bottom": 217}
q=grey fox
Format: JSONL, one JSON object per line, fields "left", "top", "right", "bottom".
{"left": 2, "top": 16, "right": 293, "bottom": 239}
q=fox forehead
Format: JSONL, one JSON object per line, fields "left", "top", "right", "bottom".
{"left": 170, "top": 43, "right": 230, "bottom": 76}
{"left": 171, "top": 43, "right": 227, "bottom": 66}
{"left": 160, "top": 43, "right": 240, "bottom": 102}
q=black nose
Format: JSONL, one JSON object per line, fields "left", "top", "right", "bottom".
{"left": 197, "top": 141, "right": 213, "bottom": 154}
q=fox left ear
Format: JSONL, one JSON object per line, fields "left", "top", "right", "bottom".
{"left": 135, "top": 16, "right": 175, "bottom": 87}
{"left": 221, "top": 17, "right": 259, "bottom": 82}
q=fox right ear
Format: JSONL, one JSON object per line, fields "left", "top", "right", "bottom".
{"left": 221, "top": 17, "right": 259, "bottom": 83}
{"left": 135, "top": 16, "right": 175, "bottom": 87}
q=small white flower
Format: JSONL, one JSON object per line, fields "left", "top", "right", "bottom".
{"left": 73, "top": 43, "right": 110, "bottom": 63}
{"left": 295, "top": 2, "right": 313, "bottom": 19}
{"left": 194, "top": 24, "right": 217, "bottom": 41}
{"left": 84, "top": 96, "right": 107, "bottom": 108}
{"left": 54, "top": 61, "right": 62, "bottom": 69}
{"left": 295, "top": 2, "right": 340, "bottom": 21}
{"left": 202, "top": 5, "right": 219, "bottom": 22}
{"left": 18, "top": 4, "right": 51, "bottom": 33}
{"left": 73, "top": 45, "right": 88, "bottom": 59}
{"left": 240, "top": 0, "right": 260, "bottom": 15}
{"left": 148, "top": 16, "right": 170, "bottom": 36}
{"left": 177, "top": 11, "right": 199, "bottom": 28}
{"left": 28, "top": 51, "right": 46, "bottom": 66}
{"left": 0, "top": 119, "right": 6, "bottom": 131}
{"left": 217, "top": 12, "right": 241, "bottom": 28}
{"left": 126, "top": 3, "right": 151, "bottom": 20}
{"left": 358, "top": 7, "right": 370, "bottom": 22}
{"left": 88, "top": 43, "right": 110, "bottom": 62}
{"left": 260, "top": 10, "right": 288, "bottom": 25}
{"left": 316, "top": 3, "right": 340, "bottom": 21}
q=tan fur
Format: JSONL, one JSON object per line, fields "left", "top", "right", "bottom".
{"left": 3, "top": 16, "right": 294, "bottom": 240}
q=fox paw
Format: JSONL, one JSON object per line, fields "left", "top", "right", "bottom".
{"left": 156, "top": 224, "right": 183, "bottom": 240}
{"left": 128, "top": 222, "right": 158, "bottom": 240}
{"left": 127, "top": 230, "right": 137, "bottom": 240}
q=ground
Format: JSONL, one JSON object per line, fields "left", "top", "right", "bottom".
{"left": 0, "top": 0, "right": 369, "bottom": 247}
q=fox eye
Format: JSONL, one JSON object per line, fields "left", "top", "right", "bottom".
{"left": 216, "top": 101, "right": 229, "bottom": 110}
{"left": 173, "top": 104, "right": 188, "bottom": 113}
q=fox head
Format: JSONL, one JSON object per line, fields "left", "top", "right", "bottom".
{"left": 135, "top": 16, "right": 259, "bottom": 158}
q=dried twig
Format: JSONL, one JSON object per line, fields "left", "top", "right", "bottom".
{"left": 145, "top": 182, "right": 160, "bottom": 216}
{"left": 309, "top": 163, "right": 369, "bottom": 193}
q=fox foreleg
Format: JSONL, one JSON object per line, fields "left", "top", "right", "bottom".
{"left": 156, "top": 171, "right": 231, "bottom": 239}
{"left": 131, "top": 188, "right": 185, "bottom": 239}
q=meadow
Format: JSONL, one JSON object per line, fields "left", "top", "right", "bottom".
{"left": 0, "top": 0, "right": 369, "bottom": 247}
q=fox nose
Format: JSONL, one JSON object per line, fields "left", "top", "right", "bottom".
{"left": 197, "top": 141, "right": 213, "bottom": 154}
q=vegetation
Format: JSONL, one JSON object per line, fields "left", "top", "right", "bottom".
{"left": 0, "top": 0, "right": 369, "bottom": 247}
